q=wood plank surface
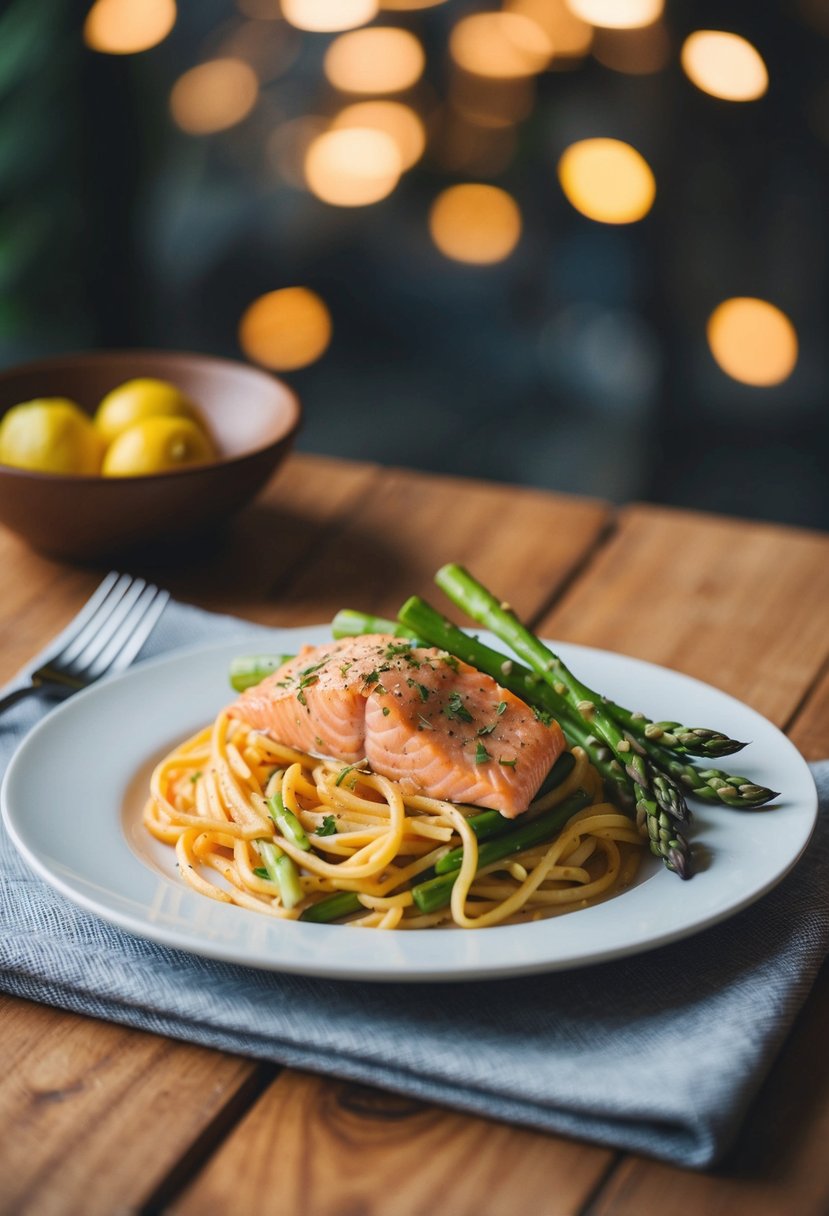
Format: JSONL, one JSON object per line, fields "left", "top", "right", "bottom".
{"left": 0, "top": 995, "right": 261, "bottom": 1216}
{"left": 540, "top": 503, "right": 829, "bottom": 727}
{"left": 271, "top": 464, "right": 610, "bottom": 626}
{"left": 170, "top": 1072, "right": 614, "bottom": 1216}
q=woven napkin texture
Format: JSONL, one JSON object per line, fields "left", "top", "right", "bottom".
{"left": 1, "top": 599, "right": 827, "bottom": 1168}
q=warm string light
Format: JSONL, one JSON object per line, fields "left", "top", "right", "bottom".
{"left": 281, "top": 0, "right": 378, "bottom": 34}
{"left": 681, "top": 31, "right": 768, "bottom": 102}
{"left": 505, "top": 0, "right": 593, "bottom": 62}
{"left": 305, "top": 128, "right": 402, "bottom": 205}
{"left": 239, "top": 288, "right": 333, "bottom": 370}
{"left": 449, "top": 12, "right": 552, "bottom": 79}
{"left": 84, "top": 0, "right": 176, "bottom": 54}
{"left": 707, "top": 299, "right": 798, "bottom": 387}
{"left": 429, "top": 184, "right": 522, "bottom": 264}
{"left": 566, "top": 0, "right": 663, "bottom": 30}
{"left": 170, "top": 59, "right": 259, "bottom": 135}
{"left": 558, "top": 138, "right": 655, "bottom": 224}
{"left": 331, "top": 101, "right": 426, "bottom": 170}
{"left": 324, "top": 27, "right": 426, "bottom": 94}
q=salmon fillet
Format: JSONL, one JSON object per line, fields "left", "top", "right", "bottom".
{"left": 230, "top": 635, "right": 565, "bottom": 817}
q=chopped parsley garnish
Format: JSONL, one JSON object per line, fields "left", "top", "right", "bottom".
{"left": 190, "top": 770, "right": 202, "bottom": 783}
{"left": 441, "top": 654, "right": 459, "bottom": 672}
{"left": 298, "top": 658, "right": 327, "bottom": 678}
{"left": 340, "top": 661, "right": 352, "bottom": 677}
{"left": 496, "top": 701, "right": 507, "bottom": 716}
{"left": 417, "top": 713, "right": 434, "bottom": 731}
{"left": 444, "top": 692, "right": 473, "bottom": 723}
{"left": 499, "top": 757, "right": 517, "bottom": 768}
{"left": 532, "top": 705, "right": 553, "bottom": 726}
{"left": 335, "top": 763, "right": 360, "bottom": 787}
{"left": 477, "top": 723, "right": 496, "bottom": 736}
{"left": 298, "top": 672, "right": 319, "bottom": 690}
{"left": 475, "top": 742, "right": 491, "bottom": 764}
{"left": 253, "top": 866, "right": 270, "bottom": 880}
{"left": 362, "top": 670, "right": 381, "bottom": 686}
{"left": 407, "top": 678, "right": 430, "bottom": 702}
{"left": 316, "top": 815, "right": 338, "bottom": 837}
{"left": 382, "top": 706, "right": 390, "bottom": 716}
{"left": 296, "top": 688, "right": 307, "bottom": 707}
{"left": 384, "top": 641, "right": 412, "bottom": 658}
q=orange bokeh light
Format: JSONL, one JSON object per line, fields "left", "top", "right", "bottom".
{"left": 707, "top": 299, "right": 798, "bottom": 386}
{"left": 170, "top": 59, "right": 259, "bottom": 135}
{"left": 558, "top": 138, "right": 655, "bottom": 224}
{"left": 324, "top": 28, "right": 425, "bottom": 94}
{"left": 429, "top": 184, "right": 522, "bottom": 264}
{"left": 84, "top": 0, "right": 176, "bottom": 54}
{"left": 239, "top": 288, "right": 332, "bottom": 371}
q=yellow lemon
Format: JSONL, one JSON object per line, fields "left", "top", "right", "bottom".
{"left": 94, "top": 377, "right": 199, "bottom": 444}
{"left": 102, "top": 416, "right": 217, "bottom": 477}
{"left": 0, "top": 398, "right": 104, "bottom": 475}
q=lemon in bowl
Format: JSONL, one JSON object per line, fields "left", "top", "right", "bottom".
{"left": 0, "top": 398, "right": 104, "bottom": 475}
{"left": 102, "top": 415, "right": 217, "bottom": 477}
{"left": 94, "top": 377, "right": 199, "bottom": 444}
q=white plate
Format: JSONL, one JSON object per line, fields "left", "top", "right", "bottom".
{"left": 1, "top": 626, "right": 818, "bottom": 982}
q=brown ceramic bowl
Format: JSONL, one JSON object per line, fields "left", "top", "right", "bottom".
{"left": 0, "top": 350, "right": 301, "bottom": 560}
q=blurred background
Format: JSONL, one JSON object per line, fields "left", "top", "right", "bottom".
{"left": 3, "top": 0, "right": 827, "bottom": 527}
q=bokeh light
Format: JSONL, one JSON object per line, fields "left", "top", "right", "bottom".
{"left": 324, "top": 28, "right": 426, "bottom": 94}
{"left": 305, "top": 128, "right": 402, "bottom": 206}
{"left": 84, "top": 0, "right": 176, "bottom": 54}
{"left": 429, "top": 184, "right": 522, "bottom": 264}
{"left": 558, "top": 138, "right": 655, "bottom": 224}
{"left": 380, "top": 0, "right": 446, "bottom": 9}
{"left": 281, "top": 0, "right": 378, "bottom": 33}
{"left": 566, "top": 0, "right": 663, "bottom": 30}
{"left": 681, "top": 32, "right": 768, "bottom": 103}
{"left": 331, "top": 101, "right": 426, "bottom": 169}
{"left": 506, "top": 0, "right": 593, "bottom": 61}
{"left": 449, "top": 13, "right": 552, "bottom": 79}
{"left": 239, "top": 288, "right": 332, "bottom": 371}
{"left": 170, "top": 59, "right": 259, "bottom": 135}
{"left": 707, "top": 298, "right": 798, "bottom": 387}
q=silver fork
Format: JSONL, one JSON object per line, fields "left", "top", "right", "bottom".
{"left": 0, "top": 572, "right": 170, "bottom": 716}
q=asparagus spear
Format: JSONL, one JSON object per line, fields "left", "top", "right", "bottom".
{"left": 602, "top": 699, "right": 746, "bottom": 759}
{"left": 412, "top": 789, "right": 593, "bottom": 913}
{"left": 253, "top": 840, "right": 304, "bottom": 910}
{"left": 631, "top": 732, "right": 779, "bottom": 808}
{"left": 434, "top": 564, "right": 691, "bottom": 878}
{"left": 229, "top": 654, "right": 293, "bottom": 692}
{"left": 331, "top": 609, "right": 413, "bottom": 640}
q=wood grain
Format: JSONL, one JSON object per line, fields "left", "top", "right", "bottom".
{"left": 0, "top": 995, "right": 261, "bottom": 1216}
{"left": 170, "top": 1071, "right": 614, "bottom": 1216}
{"left": 540, "top": 504, "right": 829, "bottom": 727}
{"left": 271, "top": 465, "right": 610, "bottom": 626}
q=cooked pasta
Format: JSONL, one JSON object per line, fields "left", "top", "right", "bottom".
{"left": 144, "top": 711, "right": 644, "bottom": 929}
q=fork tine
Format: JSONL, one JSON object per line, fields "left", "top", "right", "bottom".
{"left": 47, "top": 571, "right": 123, "bottom": 662}
{"left": 54, "top": 572, "right": 138, "bottom": 667}
{"left": 85, "top": 585, "right": 171, "bottom": 680}
{"left": 66, "top": 577, "right": 148, "bottom": 674}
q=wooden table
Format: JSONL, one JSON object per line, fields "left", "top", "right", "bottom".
{"left": 2, "top": 452, "right": 829, "bottom": 1216}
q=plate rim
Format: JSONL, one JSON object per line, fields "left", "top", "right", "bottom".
{"left": 1, "top": 627, "right": 819, "bottom": 983}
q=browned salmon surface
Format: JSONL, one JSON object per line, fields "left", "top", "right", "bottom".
{"left": 230, "top": 635, "right": 565, "bottom": 817}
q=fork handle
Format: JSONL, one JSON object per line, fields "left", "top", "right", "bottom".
{"left": 0, "top": 683, "right": 62, "bottom": 718}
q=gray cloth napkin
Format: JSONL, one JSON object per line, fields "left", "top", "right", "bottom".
{"left": 1, "top": 599, "right": 827, "bottom": 1169}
